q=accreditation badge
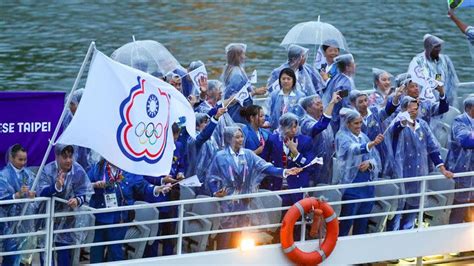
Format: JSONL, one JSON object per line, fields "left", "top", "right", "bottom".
{"left": 104, "top": 193, "right": 118, "bottom": 208}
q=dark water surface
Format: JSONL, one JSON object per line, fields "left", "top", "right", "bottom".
{"left": 1, "top": 1, "right": 473, "bottom": 94}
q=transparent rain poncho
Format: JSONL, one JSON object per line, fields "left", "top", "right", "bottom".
{"left": 302, "top": 121, "right": 334, "bottom": 184}
{"left": 446, "top": 97, "right": 474, "bottom": 202}
{"left": 37, "top": 160, "right": 94, "bottom": 245}
{"left": 322, "top": 54, "right": 355, "bottom": 133}
{"left": 221, "top": 43, "right": 253, "bottom": 124}
{"left": 334, "top": 109, "right": 381, "bottom": 187}
{"left": 195, "top": 80, "right": 223, "bottom": 114}
{"left": 0, "top": 161, "right": 39, "bottom": 260}
{"left": 369, "top": 68, "right": 393, "bottom": 108}
{"left": 409, "top": 34, "right": 459, "bottom": 106}
{"left": 267, "top": 84, "right": 305, "bottom": 130}
{"left": 61, "top": 88, "right": 96, "bottom": 172}
{"left": 186, "top": 113, "right": 221, "bottom": 186}
{"left": 185, "top": 60, "right": 205, "bottom": 96}
{"left": 351, "top": 90, "right": 394, "bottom": 172}
{"left": 111, "top": 40, "right": 180, "bottom": 78}
{"left": 383, "top": 103, "right": 442, "bottom": 207}
{"left": 299, "top": 96, "right": 335, "bottom": 184}
{"left": 267, "top": 44, "right": 321, "bottom": 96}
{"left": 62, "top": 88, "right": 84, "bottom": 129}
{"left": 206, "top": 127, "right": 277, "bottom": 228}
{"left": 212, "top": 112, "right": 237, "bottom": 149}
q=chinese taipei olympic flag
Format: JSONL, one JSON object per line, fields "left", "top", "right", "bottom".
{"left": 57, "top": 50, "right": 196, "bottom": 176}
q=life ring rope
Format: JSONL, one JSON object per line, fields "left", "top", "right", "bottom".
{"left": 280, "top": 197, "right": 339, "bottom": 265}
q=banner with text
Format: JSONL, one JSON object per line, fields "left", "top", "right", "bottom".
{"left": 0, "top": 91, "right": 65, "bottom": 168}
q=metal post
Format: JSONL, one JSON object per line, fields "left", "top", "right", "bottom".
{"left": 45, "top": 198, "right": 56, "bottom": 266}
{"left": 417, "top": 179, "right": 427, "bottom": 229}
{"left": 176, "top": 203, "right": 184, "bottom": 255}
{"left": 301, "top": 214, "right": 306, "bottom": 242}
{"left": 414, "top": 179, "right": 427, "bottom": 266}
{"left": 415, "top": 256, "right": 423, "bottom": 266}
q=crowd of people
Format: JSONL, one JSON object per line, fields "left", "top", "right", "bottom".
{"left": 1, "top": 10, "right": 473, "bottom": 266}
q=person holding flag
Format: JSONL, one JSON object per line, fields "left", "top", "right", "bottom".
{"left": 335, "top": 109, "right": 384, "bottom": 236}
{"left": 186, "top": 107, "right": 228, "bottom": 192}
{"left": 87, "top": 157, "right": 172, "bottom": 263}
{"left": 348, "top": 88, "right": 402, "bottom": 174}
{"left": 143, "top": 122, "right": 185, "bottom": 258}
{"left": 392, "top": 73, "right": 449, "bottom": 125}
{"left": 260, "top": 113, "right": 315, "bottom": 206}
{"left": 221, "top": 43, "right": 267, "bottom": 124}
{"left": 408, "top": 34, "right": 459, "bottom": 107}
{"left": 267, "top": 68, "right": 305, "bottom": 130}
{"left": 206, "top": 126, "right": 302, "bottom": 249}
{"left": 383, "top": 97, "right": 454, "bottom": 231}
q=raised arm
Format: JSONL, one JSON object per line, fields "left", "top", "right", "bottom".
{"left": 448, "top": 9, "right": 469, "bottom": 33}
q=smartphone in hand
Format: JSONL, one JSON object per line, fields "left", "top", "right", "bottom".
{"left": 338, "top": 89, "right": 349, "bottom": 98}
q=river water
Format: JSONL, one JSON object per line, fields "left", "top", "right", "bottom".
{"left": 1, "top": 1, "right": 473, "bottom": 95}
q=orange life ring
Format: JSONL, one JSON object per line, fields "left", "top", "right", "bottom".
{"left": 280, "top": 197, "right": 339, "bottom": 265}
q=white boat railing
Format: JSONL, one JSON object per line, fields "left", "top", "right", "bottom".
{"left": 1, "top": 171, "right": 473, "bottom": 265}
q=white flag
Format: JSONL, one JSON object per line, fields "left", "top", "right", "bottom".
{"left": 396, "top": 111, "right": 414, "bottom": 124}
{"left": 57, "top": 49, "right": 196, "bottom": 177}
{"left": 178, "top": 175, "right": 202, "bottom": 187}
{"left": 407, "top": 60, "right": 437, "bottom": 103}
{"left": 303, "top": 157, "right": 324, "bottom": 169}
{"left": 187, "top": 65, "right": 208, "bottom": 92}
{"left": 234, "top": 82, "right": 251, "bottom": 106}
{"left": 249, "top": 70, "right": 257, "bottom": 84}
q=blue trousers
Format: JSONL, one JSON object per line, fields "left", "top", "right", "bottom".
{"left": 2, "top": 238, "right": 21, "bottom": 266}
{"left": 90, "top": 221, "right": 127, "bottom": 263}
{"left": 144, "top": 210, "right": 176, "bottom": 257}
{"left": 339, "top": 193, "right": 374, "bottom": 236}
{"left": 449, "top": 199, "right": 469, "bottom": 224}
{"left": 55, "top": 242, "right": 72, "bottom": 266}
{"left": 399, "top": 203, "right": 418, "bottom": 230}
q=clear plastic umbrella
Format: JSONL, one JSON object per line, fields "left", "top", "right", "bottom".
{"left": 110, "top": 38, "right": 180, "bottom": 77}
{"left": 280, "top": 17, "right": 348, "bottom": 51}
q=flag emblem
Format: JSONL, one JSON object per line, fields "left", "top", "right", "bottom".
{"left": 117, "top": 76, "right": 170, "bottom": 163}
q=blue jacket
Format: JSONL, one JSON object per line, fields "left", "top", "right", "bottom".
{"left": 261, "top": 133, "right": 314, "bottom": 191}
{"left": 242, "top": 124, "right": 270, "bottom": 153}
{"left": 145, "top": 140, "right": 186, "bottom": 213}
{"left": 88, "top": 162, "right": 159, "bottom": 224}
{"left": 300, "top": 114, "right": 333, "bottom": 184}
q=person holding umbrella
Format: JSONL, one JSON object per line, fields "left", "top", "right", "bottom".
{"left": 314, "top": 39, "right": 341, "bottom": 85}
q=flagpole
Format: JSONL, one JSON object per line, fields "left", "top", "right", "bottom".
{"left": 31, "top": 41, "right": 96, "bottom": 191}
{"left": 14, "top": 41, "right": 95, "bottom": 235}
{"left": 15, "top": 42, "right": 96, "bottom": 232}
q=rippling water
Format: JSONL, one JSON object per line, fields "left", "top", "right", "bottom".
{"left": 1, "top": 1, "right": 473, "bottom": 95}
